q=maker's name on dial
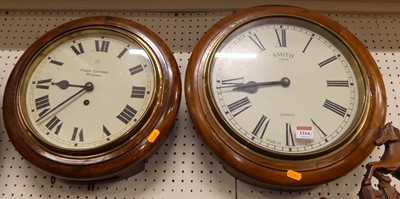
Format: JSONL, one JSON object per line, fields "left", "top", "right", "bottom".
{"left": 280, "top": 113, "right": 295, "bottom": 117}
{"left": 80, "top": 68, "right": 109, "bottom": 77}
{"left": 273, "top": 52, "right": 294, "bottom": 61}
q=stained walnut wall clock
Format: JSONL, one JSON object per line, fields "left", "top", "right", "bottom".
{"left": 185, "top": 5, "right": 386, "bottom": 189}
{"left": 3, "top": 16, "right": 181, "bottom": 181}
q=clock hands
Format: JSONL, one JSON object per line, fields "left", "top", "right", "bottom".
{"left": 220, "top": 77, "right": 290, "bottom": 94}
{"left": 36, "top": 82, "right": 94, "bottom": 123}
{"left": 52, "top": 80, "right": 86, "bottom": 90}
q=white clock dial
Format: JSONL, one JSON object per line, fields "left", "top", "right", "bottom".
{"left": 207, "top": 18, "right": 367, "bottom": 157}
{"left": 20, "top": 29, "right": 158, "bottom": 151}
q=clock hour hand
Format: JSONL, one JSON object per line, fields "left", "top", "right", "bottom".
{"left": 36, "top": 82, "right": 94, "bottom": 123}
{"left": 52, "top": 80, "right": 86, "bottom": 90}
{"left": 232, "top": 77, "right": 290, "bottom": 93}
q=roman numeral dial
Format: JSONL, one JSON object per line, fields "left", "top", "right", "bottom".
{"left": 95, "top": 40, "right": 110, "bottom": 53}
{"left": 251, "top": 115, "right": 270, "bottom": 140}
{"left": 275, "top": 29, "right": 287, "bottom": 47}
{"left": 323, "top": 99, "right": 348, "bottom": 117}
{"left": 210, "top": 20, "right": 363, "bottom": 156}
{"left": 21, "top": 28, "right": 158, "bottom": 151}
{"left": 71, "top": 42, "right": 84, "bottom": 55}
{"left": 249, "top": 34, "right": 266, "bottom": 51}
{"left": 35, "top": 79, "right": 52, "bottom": 89}
{"left": 226, "top": 97, "right": 252, "bottom": 117}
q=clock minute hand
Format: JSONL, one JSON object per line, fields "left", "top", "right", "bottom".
{"left": 36, "top": 82, "right": 94, "bottom": 123}
{"left": 233, "top": 77, "right": 290, "bottom": 93}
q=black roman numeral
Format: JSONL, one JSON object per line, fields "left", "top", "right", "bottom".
{"left": 45, "top": 116, "right": 63, "bottom": 135}
{"left": 327, "top": 80, "right": 350, "bottom": 87}
{"left": 318, "top": 56, "right": 338, "bottom": 67}
{"left": 251, "top": 115, "right": 270, "bottom": 139}
{"left": 103, "top": 125, "right": 111, "bottom": 137}
{"left": 323, "top": 99, "right": 347, "bottom": 117}
{"left": 71, "top": 127, "right": 84, "bottom": 142}
{"left": 95, "top": 40, "right": 110, "bottom": 53}
{"left": 35, "top": 95, "right": 50, "bottom": 110}
{"left": 221, "top": 77, "right": 244, "bottom": 85}
{"left": 49, "top": 60, "right": 64, "bottom": 66}
{"left": 227, "top": 97, "right": 252, "bottom": 117}
{"left": 131, "top": 86, "right": 146, "bottom": 98}
{"left": 45, "top": 116, "right": 60, "bottom": 130}
{"left": 117, "top": 105, "right": 137, "bottom": 124}
{"left": 35, "top": 95, "right": 50, "bottom": 117}
{"left": 117, "top": 48, "right": 128, "bottom": 58}
{"left": 275, "top": 29, "right": 287, "bottom": 47}
{"left": 129, "top": 64, "right": 144, "bottom": 76}
{"left": 217, "top": 77, "right": 244, "bottom": 89}
{"left": 71, "top": 43, "right": 84, "bottom": 55}
{"left": 35, "top": 78, "right": 52, "bottom": 89}
{"left": 286, "top": 123, "right": 295, "bottom": 147}
{"left": 311, "top": 119, "right": 327, "bottom": 138}
{"left": 249, "top": 34, "right": 266, "bottom": 51}
{"left": 302, "top": 35, "right": 314, "bottom": 53}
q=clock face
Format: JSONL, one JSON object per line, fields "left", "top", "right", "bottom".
{"left": 206, "top": 17, "right": 368, "bottom": 158}
{"left": 186, "top": 5, "right": 385, "bottom": 188}
{"left": 19, "top": 28, "right": 159, "bottom": 152}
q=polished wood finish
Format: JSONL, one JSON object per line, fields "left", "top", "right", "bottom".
{"left": 185, "top": 5, "right": 386, "bottom": 189}
{"left": 3, "top": 16, "right": 181, "bottom": 181}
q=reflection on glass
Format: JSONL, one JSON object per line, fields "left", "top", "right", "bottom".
{"left": 129, "top": 49, "right": 149, "bottom": 59}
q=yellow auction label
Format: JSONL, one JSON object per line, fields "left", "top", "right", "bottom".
{"left": 287, "top": 169, "right": 302, "bottom": 181}
{"left": 147, "top": 129, "right": 160, "bottom": 143}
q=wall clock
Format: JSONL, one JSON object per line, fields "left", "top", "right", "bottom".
{"left": 185, "top": 5, "right": 386, "bottom": 189}
{"left": 3, "top": 16, "right": 181, "bottom": 181}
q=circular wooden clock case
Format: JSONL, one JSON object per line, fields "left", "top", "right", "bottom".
{"left": 3, "top": 16, "right": 181, "bottom": 181}
{"left": 185, "top": 6, "right": 386, "bottom": 188}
